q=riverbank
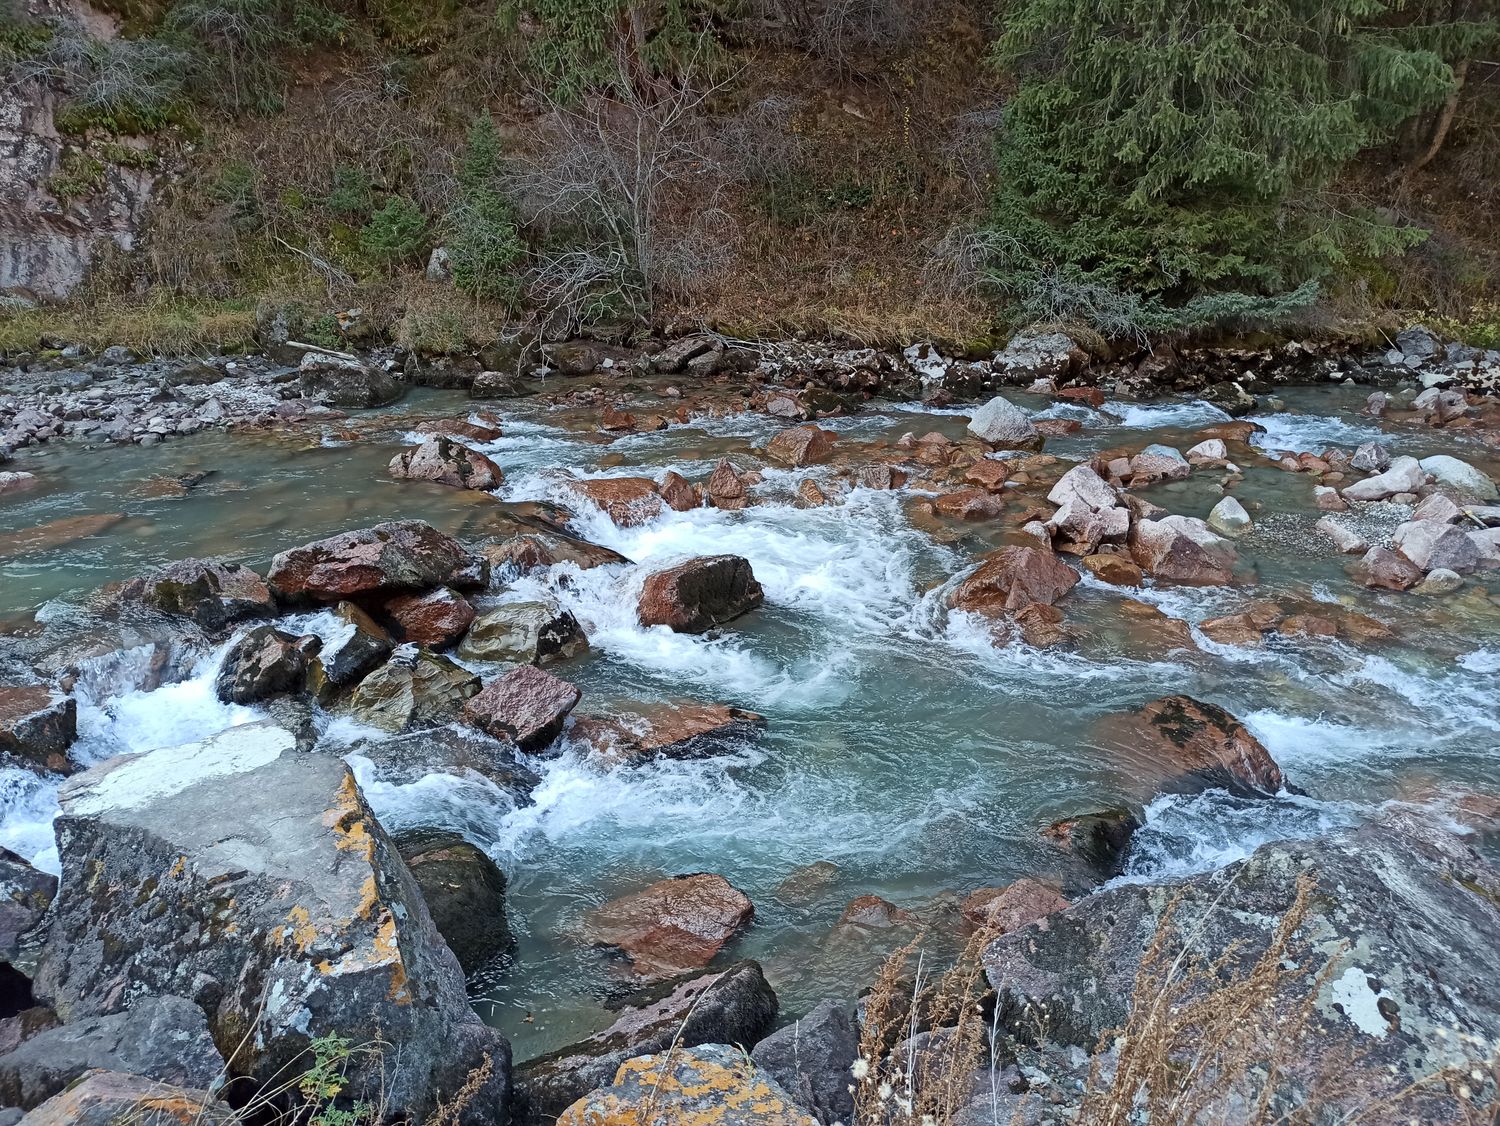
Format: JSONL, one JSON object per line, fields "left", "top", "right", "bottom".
{"left": 1, "top": 331, "right": 1499, "bottom": 1124}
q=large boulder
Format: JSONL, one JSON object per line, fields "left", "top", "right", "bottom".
{"left": 381, "top": 587, "right": 476, "bottom": 649}
{"left": 637, "top": 556, "right": 765, "bottom": 633}
{"left": 463, "top": 665, "right": 580, "bottom": 750}
{"left": 388, "top": 438, "right": 503, "bottom": 491}
{"left": 397, "top": 836, "right": 513, "bottom": 976}
{"left": 571, "top": 703, "right": 765, "bottom": 765}
{"left": 1341, "top": 456, "right": 1426, "bottom": 502}
{"left": 117, "top": 561, "right": 275, "bottom": 633}
{"left": 213, "top": 626, "right": 311, "bottom": 705}
{"left": 297, "top": 352, "right": 404, "bottom": 408}
{"left": 268, "top": 521, "right": 488, "bottom": 603}
{"left": 1393, "top": 520, "right": 1481, "bottom": 574}
{"left": 749, "top": 999, "right": 858, "bottom": 1126}
{"left": 584, "top": 873, "right": 754, "bottom": 981}
{"left": 0, "top": 996, "right": 223, "bottom": 1110}
{"left": 566, "top": 477, "right": 664, "bottom": 527}
{"left": 556, "top": 1044, "right": 813, "bottom": 1126}
{"left": 948, "top": 547, "right": 1078, "bottom": 617}
{"left": 706, "top": 459, "right": 750, "bottom": 510}
{"left": 983, "top": 817, "right": 1500, "bottom": 1121}
{"left": 1129, "top": 516, "right": 1236, "bottom": 585}
{"left": 482, "top": 533, "right": 628, "bottom": 576}
{"left": 0, "top": 849, "right": 55, "bottom": 961}
{"left": 1099, "top": 695, "right": 1287, "bottom": 797}
{"left": 348, "top": 648, "right": 481, "bottom": 733}
{"left": 32, "top": 724, "right": 510, "bottom": 1122}
{"left": 967, "top": 395, "right": 1041, "bottom": 449}
{"left": 514, "top": 962, "right": 778, "bottom": 1126}
{"left": 0, "top": 685, "right": 77, "bottom": 775}
{"left": 16, "top": 1070, "right": 237, "bottom": 1126}
{"left": 458, "top": 602, "right": 588, "bottom": 666}
{"left": 764, "top": 426, "right": 836, "bottom": 468}
{"left": 1418, "top": 454, "right": 1498, "bottom": 501}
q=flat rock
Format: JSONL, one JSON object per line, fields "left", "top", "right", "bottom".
{"left": 463, "top": 665, "right": 580, "bottom": 750}
{"left": 571, "top": 702, "right": 765, "bottom": 765}
{"left": 349, "top": 648, "right": 481, "bottom": 732}
{"left": 1080, "top": 553, "right": 1142, "bottom": 586}
{"left": 584, "top": 873, "right": 754, "bottom": 981}
{"left": 932, "top": 487, "right": 1005, "bottom": 521}
{"left": 637, "top": 555, "right": 764, "bottom": 633}
{"left": 268, "top": 521, "right": 488, "bottom": 602}
{"left": 1342, "top": 456, "right": 1426, "bottom": 502}
{"left": 32, "top": 723, "right": 509, "bottom": 1120}
{"left": 961, "top": 878, "right": 1070, "bottom": 935}
{"left": 117, "top": 561, "right": 274, "bottom": 633}
{"left": 482, "top": 531, "right": 628, "bottom": 575}
{"left": 515, "top": 962, "right": 778, "bottom": 1126}
{"left": 388, "top": 437, "right": 503, "bottom": 491}
{"left": 17, "top": 1070, "right": 237, "bottom": 1126}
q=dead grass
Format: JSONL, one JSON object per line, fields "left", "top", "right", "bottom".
{"left": 0, "top": 294, "right": 257, "bottom": 356}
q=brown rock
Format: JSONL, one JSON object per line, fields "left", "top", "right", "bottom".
{"left": 960, "top": 878, "right": 1070, "bottom": 934}
{"left": 773, "top": 861, "right": 840, "bottom": 905}
{"left": 796, "top": 479, "right": 828, "bottom": 508}
{"left": 1196, "top": 421, "right": 1264, "bottom": 443}
{"left": 118, "top": 559, "right": 275, "bottom": 633}
{"left": 567, "top": 477, "right": 665, "bottom": 527}
{"left": 387, "top": 437, "right": 503, "bottom": 490}
{"left": 1129, "top": 517, "right": 1235, "bottom": 585}
{"left": 858, "top": 465, "right": 906, "bottom": 490}
{"left": 600, "top": 406, "right": 637, "bottom": 432}
{"left": 965, "top": 459, "right": 1011, "bottom": 491}
{"left": 1107, "top": 695, "right": 1287, "bottom": 796}
{"left": 765, "top": 426, "right": 836, "bottom": 467}
{"left": 412, "top": 418, "right": 503, "bottom": 442}
{"left": 658, "top": 471, "right": 698, "bottom": 512}
{"left": 1041, "top": 810, "right": 1140, "bottom": 876}
{"left": 932, "top": 487, "right": 1005, "bottom": 521}
{"left": 638, "top": 555, "right": 764, "bottom": 633}
{"left": 463, "top": 664, "right": 581, "bottom": 750}
{"left": 836, "top": 895, "right": 916, "bottom": 929}
{"left": 1081, "top": 554, "right": 1143, "bottom": 587}
{"left": 949, "top": 546, "right": 1079, "bottom": 616}
{"left": 706, "top": 459, "right": 749, "bottom": 510}
{"left": 267, "top": 521, "right": 487, "bottom": 602}
{"left": 483, "top": 532, "right": 628, "bottom": 575}
{"left": 1014, "top": 602, "right": 1067, "bottom": 647}
{"left": 1350, "top": 547, "right": 1423, "bottom": 592}
{"left": 585, "top": 873, "right": 754, "bottom": 980}
{"left": 572, "top": 703, "right": 766, "bottom": 765}
{"left": 0, "top": 686, "right": 77, "bottom": 774}
{"left": 1199, "top": 612, "right": 1266, "bottom": 647}
{"left": 382, "top": 588, "right": 475, "bottom": 649}
{"left": 1277, "top": 614, "right": 1338, "bottom": 640}
{"left": 19, "top": 1070, "right": 237, "bottom": 1126}
{"left": 1034, "top": 418, "right": 1082, "bottom": 437}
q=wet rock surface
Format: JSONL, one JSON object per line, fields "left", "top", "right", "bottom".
{"left": 0, "top": 684, "right": 76, "bottom": 775}
{"left": 397, "top": 835, "right": 513, "bottom": 976}
{"left": 117, "top": 561, "right": 274, "bottom": 634}
{"left": 463, "top": 665, "right": 581, "bottom": 750}
{"left": 268, "top": 521, "right": 488, "bottom": 603}
{"left": 584, "top": 873, "right": 755, "bottom": 981}
{"left": 637, "top": 555, "right": 765, "bottom": 633}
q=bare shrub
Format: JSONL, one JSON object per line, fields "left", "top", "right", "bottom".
{"left": 718, "top": 94, "right": 809, "bottom": 188}
{"left": 921, "top": 226, "right": 1010, "bottom": 303}
{"left": 5, "top": 24, "right": 186, "bottom": 121}
{"left": 749, "top": 0, "right": 918, "bottom": 71}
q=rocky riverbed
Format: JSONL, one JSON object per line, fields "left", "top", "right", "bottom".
{"left": 1, "top": 327, "right": 1499, "bottom": 1124}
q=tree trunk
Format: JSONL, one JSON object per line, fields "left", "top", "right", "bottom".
{"left": 1407, "top": 58, "right": 1470, "bottom": 176}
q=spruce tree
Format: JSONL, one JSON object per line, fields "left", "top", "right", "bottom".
{"left": 987, "top": 0, "right": 1497, "bottom": 331}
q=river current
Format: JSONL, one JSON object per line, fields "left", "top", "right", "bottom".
{"left": 2, "top": 382, "right": 1497, "bottom": 1059}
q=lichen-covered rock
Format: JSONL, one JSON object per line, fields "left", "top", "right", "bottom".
{"left": 268, "top": 521, "right": 488, "bottom": 603}
{"left": 556, "top": 1043, "right": 812, "bottom": 1126}
{"left": 32, "top": 723, "right": 510, "bottom": 1123}
{"left": 515, "top": 962, "right": 778, "bottom": 1126}
{"left": 749, "top": 999, "right": 857, "bottom": 1126}
{"left": 983, "top": 817, "right": 1500, "bottom": 1122}
{"left": 213, "top": 626, "right": 311, "bottom": 705}
{"left": 0, "top": 996, "right": 223, "bottom": 1110}
{"left": 397, "top": 836, "right": 513, "bottom": 976}
{"left": 585, "top": 873, "right": 754, "bottom": 981}
{"left": 960, "top": 878, "right": 1070, "bottom": 935}
{"left": 463, "top": 665, "right": 580, "bottom": 750}
{"left": 0, "top": 848, "right": 54, "bottom": 961}
{"left": 967, "top": 395, "right": 1041, "bottom": 449}
{"left": 637, "top": 556, "right": 764, "bottom": 633}
{"left": 348, "top": 648, "right": 481, "bottom": 733}
{"left": 458, "top": 602, "right": 588, "bottom": 666}
{"left": 17, "top": 1070, "right": 239, "bottom": 1126}
{"left": 117, "top": 561, "right": 275, "bottom": 633}
{"left": 0, "top": 685, "right": 76, "bottom": 775}
{"left": 388, "top": 438, "right": 503, "bottom": 491}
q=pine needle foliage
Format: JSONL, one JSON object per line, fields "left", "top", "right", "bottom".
{"left": 986, "top": 0, "right": 1494, "bottom": 333}
{"left": 445, "top": 115, "right": 524, "bottom": 303}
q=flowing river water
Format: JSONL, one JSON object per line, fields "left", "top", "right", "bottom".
{"left": 3, "top": 382, "right": 1499, "bottom": 1061}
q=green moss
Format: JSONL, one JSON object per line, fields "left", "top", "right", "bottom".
{"left": 47, "top": 151, "right": 106, "bottom": 200}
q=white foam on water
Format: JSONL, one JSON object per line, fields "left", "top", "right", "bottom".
{"left": 347, "top": 754, "right": 525, "bottom": 859}
{"left": 1331, "top": 654, "right": 1500, "bottom": 735}
{"left": 0, "top": 768, "right": 68, "bottom": 874}
{"left": 1458, "top": 648, "right": 1500, "bottom": 673}
{"left": 1247, "top": 412, "right": 1386, "bottom": 454}
{"left": 1101, "top": 400, "right": 1230, "bottom": 429}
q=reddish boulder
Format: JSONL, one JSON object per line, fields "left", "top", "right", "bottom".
{"left": 600, "top": 406, "right": 637, "bottom": 432}
{"left": 0, "top": 685, "right": 77, "bottom": 775}
{"left": 1081, "top": 553, "right": 1142, "bottom": 587}
{"left": 463, "top": 664, "right": 581, "bottom": 750}
{"left": 948, "top": 546, "right": 1079, "bottom": 616}
{"left": 638, "top": 555, "right": 764, "bottom": 633}
{"left": 1349, "top": 547, "right": 1423, "bottom": 592}
{"left": 1056, "top": 386, "right": 1105, "bottom": 409}
{"left": 858, "top": 465, "right": 906, "bottom": 491}
{"left": 567, "top": 477, "right": 665, "bottom": 527}
{"left": 412, "top": 418, "right": 503, "bottom": 442}
{"left": 572, "top": 703, "right": 766, "bottom": 765}
{"left": 961, "top": 878, "right": 1069, "bottom": 934}
{"left": 796, "top": 479, "right": 829, "bottom": 508}
{"left": 1014, "top": 602, "right": 1067, "bottom": 647}
{"left": 764, "top": 426, "right": 835, "bottom": 467}
{"left": 483, "top": 532, "right": 628, "bottom": 575}
{"left": 932, "top": 487, "right": 1005, "bottom": 521}
{"left": 658, "top": 471, "right": 698, "bottom": 512}
{"left": 1041, "top": 810, "right": 1141, "bottom": 876}
{"left": 1129, "top": 516, "right": 1235, "bottom": 585}
{"left": 584, "top": 873, "right": 754, "bottom": 980}
{"left": 1105, "top": 695, "right": 1286, "bottom": 797}
{"left": 965, "top": 459, "right": 1010, "bottom": 492}
{"left": 706, "top": 459, "right": 749, "bottom": 510}
{"left": 268, "top": 521, "right": 488, "bottom": 602}
{"left": 382, "top": 587, "right": 476, "bottom": 649}
{"left": 387, "top": 437, "right": 503, "bottom": 490}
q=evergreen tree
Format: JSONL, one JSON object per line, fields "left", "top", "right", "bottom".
{"left": 445, "top": 115, "right": 525, "bottom": 303}
{"left": 987, "top": 0, "right": 1497, "bottom": 331}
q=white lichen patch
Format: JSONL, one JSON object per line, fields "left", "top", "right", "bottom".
{"left": 1327, "top": 965, "right": 1394, "bottom": 1038}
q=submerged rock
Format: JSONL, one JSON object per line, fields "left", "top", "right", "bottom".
{"left": 1350, "top": 546, "right": 1424, "bottom": 591}
{"left": 397, "top": 836, "right": 513, "bottom": 976}
{"left": 268, "top": 521, "right": 488, "bottom": 603}
{"left": 388, "top": 437, "right": 503, "bottom": 491}
{"left": 458, "top": 601, "right": 588, "bottom": 666}
{"left": 0, "top": 995, "right": 223, "bottom": 1110}
{"left": 117, "top": 560, "right": 274, "bottom": 633}
{"left": 571, "top": 702, "right": 765, "bottom": 764}
{"left": 637, "top": 555, "right": 765, "bottom": 633}
{"left": 0, "top": 685, "right": 77, "bottom": 775}
{"left": 515, "top": 961, "right": 778, "bottom": 1126}
{"left": 463, "top": 665, "right": 580, "bottom": 750}
{"left": 32, "top": 723, "right": 509, "bottom": 1121}
{"left": 349, "top": 648, "right": 481, "bottom": 732}
{"left": 585, "top": 873, "right": 754, "bottom": 981}
{"left": 556, "top": 1043, "right": 812, "bottom": 1126}
{"left": 1041, "top": 810, "right": 1141, "bottom": 877}
{"left": 983, "top": 817, "right": 1500, "bottom": 1121}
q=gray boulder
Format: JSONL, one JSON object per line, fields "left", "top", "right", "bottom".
{"left": 967, "top": 395, "right": 1041, "bottom": 449}
{"left": 750, "top": 999, "right": 858, "bottom": 1125}
{"left": 983, "top": 817, "right": 1500, "bottom": 1120}
{"left": 1419, "top": 454, "right": 1498, "bottom": 501}
{"left": 0, "top": 849, "right": 55, "bottom": 962}
{"left": 312, "top": 602, "right": 392, "bottom": 686}
{"left": 458, "top": 602, "right": 588, "bottom": 666}
{"left": 297, "top": 352, "right": 404, "bottom": 408}
{"left": 32, "top": 723, "right": 510, "bottom": 1123}
{"left": 117, "top": 561, "right": 275, "bottom": 634}
{"left": 348, "top": 648, "right": 481, "bottom": 733}
{"left": 0, "top": 996, "right": 223, "bottom": 1109}
{"left": 513, "top": 961, "right": 777, "bottom": 1126}
{"left": 214, "top": 626, "right": 312, "bottom": 705}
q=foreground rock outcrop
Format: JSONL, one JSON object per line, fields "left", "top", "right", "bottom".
{"left": 33, "top": 723, "right": 510, "bottom": 1123}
